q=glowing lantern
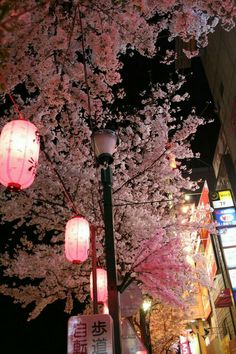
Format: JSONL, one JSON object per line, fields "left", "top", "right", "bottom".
{"left": 90, "top": 268, "right": 108, "bottom": 303}
{"left": 65, "top": 216, "right": 90, "bottom": 263}
{"left": 0, "top": 120, "right": 40, "bottom": 190}
{"left": 169, "top": 153, "right": 177, "bottom": 169}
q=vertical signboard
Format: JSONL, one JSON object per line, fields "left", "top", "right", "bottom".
{"left": 198, "top": 181, "right": 211, "bottom": 248}
{"left": 199, "top": 182, "right": 217, "bottom": 283}
{"left": 211, "top": 189, "right": 236, "bottom": 303}
{"left": 211, "top": 190, "right": 234, "bottom": 209}
{"left": 219, "top": 227, "right": 236, "bottom": 247}
{"left": 228, "top": 269, "right": 236, "bottom": 290}
{"left": 214, "top": 207, "right": 236, "bottom": 227}
{"left": 68, "top": 314, "right": 113, "bottom": 354}
{"left": 180, "top": 336, "right": 191, "bottom": 354}
{"left": 205, "top": 235, "right": 217, "bottom": 282}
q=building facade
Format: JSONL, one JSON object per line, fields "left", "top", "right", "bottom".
{"left": 200, "top": 24, "right": 236, "bottom": 354}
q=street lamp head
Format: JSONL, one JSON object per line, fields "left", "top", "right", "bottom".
{"left": 142, "top": 298, "right": 152, "bottom": 312}
{"left": 92, "top": 129, "right": 117, "bottom": 165}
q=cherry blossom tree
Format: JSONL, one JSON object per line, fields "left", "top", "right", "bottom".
{"left": 149, "top": 302, "right": 187, "bottom": 353}
{"left": 0, "top": 76, "right": 212, "bottom": 319}
{"left": 0, "top": 0, "right": 235, "bottom": 116}
{"left": 0, "top": 0, "right": 225, "bottom": 321}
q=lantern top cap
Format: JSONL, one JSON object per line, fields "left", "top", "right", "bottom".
{"left": 91, "top": 129, "right": 117, "bottom": 165}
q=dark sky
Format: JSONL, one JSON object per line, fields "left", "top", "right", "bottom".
{"left": 119, "top": 47, "right": 220, "bottom": 168}
{"left": 0, "top": 297, "right": 68, "bottom": 354}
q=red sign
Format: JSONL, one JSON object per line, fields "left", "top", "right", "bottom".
{"left": 215, "top": 288, "right": 232, "bottom": 308}
{"left": 205, "top": 236, "right": 217, "bottom": 282}
{"left": 198, "top": 181, "right": 211, "bottom": 248}
{"left": 180, "top": 336, "right": 191, "bottom": 354}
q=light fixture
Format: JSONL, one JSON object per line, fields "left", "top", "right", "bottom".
{"left": 169, "top": 153, "right": 177, "bottom": 169}
{"left": 90, "top": 268, "right": 108, "bottom": 303}
{"left": 91, "top": 127, "right": 121, "bottom": 352}
{"left": 184, "top": 194, "right": 191, "bottom": 201}
{"left": 142, "top": 298, "right": 152, "bottom": 312}
{"left": 91, "top": 129, "right": 117, "bottom": 165}
{"left": 181, "top": 204, "right": 190, "bottom": 214}
{"left": 0, "top": 119, "right": 40, "bottom": 190}
{"left": 65, "top": 216, "right": 90, "bottom": 263}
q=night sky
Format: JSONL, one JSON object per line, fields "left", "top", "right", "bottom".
{"left": 0, "top": 45, "right": 220, "bottom": 354}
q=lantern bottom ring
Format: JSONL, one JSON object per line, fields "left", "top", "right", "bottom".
{"left": 8, "top": 182, "right": 21, "bottom": 191}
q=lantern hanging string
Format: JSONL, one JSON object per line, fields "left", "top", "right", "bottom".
{"left": 0, "top": 74, "right": 25, "bottom": 120}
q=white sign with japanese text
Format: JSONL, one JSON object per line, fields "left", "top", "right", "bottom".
{"left": 223, "top": 247, "right": 236, "bottom": 269}
{"left": 68, "top": 314, "right": 113, "bottom": 354}
{"left": 219, "top": 227, "right": 236, "bottom": 247}
{"left": 211, "top": 190, "right": 234, "bottom": 209}
{"left": 229, "top": 269, "right": 236, "bottom": 290}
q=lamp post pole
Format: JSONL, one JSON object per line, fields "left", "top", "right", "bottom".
{"left": 101, "top": 164, "right": 121, "bottom": 354}
{"left": 91, "top": 128, "right": 121, "bottom": 354}
{"left": 90, "top": 225, "right": 98, "bottom": 314}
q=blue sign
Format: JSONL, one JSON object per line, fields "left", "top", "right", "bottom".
{"left": 214, "top": 208, "right": 236, "bottom": 227}
{"left": 234, "top": 291, "right": 236, "bottom": 303}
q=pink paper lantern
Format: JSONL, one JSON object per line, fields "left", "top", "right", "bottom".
{"left": 0, "top": 119, "right": 40, "bottom": 190}
{"left": 65, "top": 216, "right": 90, "bottom": 264}
{"left": 90, "top": 268, "right": 108, "bottom": 303}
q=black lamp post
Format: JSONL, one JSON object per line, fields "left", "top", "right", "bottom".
{"left": 140, "top": 299, "right": 152, "bottom": 354}
{"left": 92, "top": 129, "right": 121, "bottom": 354}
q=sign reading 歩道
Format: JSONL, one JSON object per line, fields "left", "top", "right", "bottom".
{"left": 68, "top": 314, "right": 113, "bottom": 354}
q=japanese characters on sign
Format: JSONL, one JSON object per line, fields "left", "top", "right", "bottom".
{"left": 211, "top": 189, "right": 236, "bottom": 302}
{"left": 179, "top": 336, "right": 191, "bottom": 354}
{"left": 68, "top": 314, "right": 113, "bottom": 354}
{"left": 228, "top": 269, "right": 236, "bottom": 290}
{"left": 214, "top": 207, "right": 236, "bottom": 227}
{"left": 223, "top": 247, "right": 236, "bottom": 268}
{"left": 211, "top": 190, "right": 234, "bottom": 209}
{"left": 219, "top": 227, "right": 236, "bottom": 247}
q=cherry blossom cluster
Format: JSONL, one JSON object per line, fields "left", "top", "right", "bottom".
{"left": 0, "top": 0, "right": 221, "bottom": 322}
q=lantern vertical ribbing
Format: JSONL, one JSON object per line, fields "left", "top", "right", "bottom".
{"left": 90, "top": 268, "right": 108, "bottom": 304}
{"left": 0, "top": 120, "right": 40, "bottom": 190}
{"left": 101, "top": 165, "right": 121, "bottom": 354}
{"left": 65, "top": 216, "right": 90, "bottom": 263}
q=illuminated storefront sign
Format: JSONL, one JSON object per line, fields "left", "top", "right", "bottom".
{"left": 180, "top": 336, "right": 191, "bottom": 354}
{"left": 211, "top": 190, "right": 236, "bottom": 305}
{"left": 214, "top": 208, "right": 236, "bottom": 227}
{"left": 223, "top": 248, "right": 236, "bottom": 268}
{"left": 214, "top": 288, "right": 232, "bottom": 308}
{"left": 228, "top": 269, "right": 236, "bottom": 290}
{"left": 211, "top": 190, "right": 234, "bottom": 209}
{"left": 205, "top": 237, "right": 217, "bottom": 282}
{"left": 198, "top": 181, "right": 211, "bottom": 248}
{"left": 219, "top": 227, "right": 236, "bottom": 247}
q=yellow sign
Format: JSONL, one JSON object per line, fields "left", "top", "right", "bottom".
{"left": 212, "top": 190, "right": 234, "bottom": 209}
{"left": 219, "top": 190, "right": 233, "bottom": 201}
